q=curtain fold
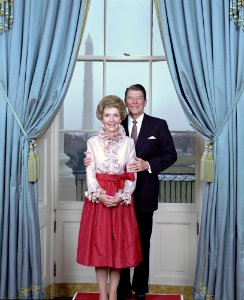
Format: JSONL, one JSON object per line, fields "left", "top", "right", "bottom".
{"left": 0, "top": 0, "right": 90, "bottom": 298}
{"left": 155, "top": 0, "right": 244, "bottom": 299}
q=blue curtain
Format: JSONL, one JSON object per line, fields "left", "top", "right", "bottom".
{"left": 0, "top": 0, "right": 89, "bottom": 298}
{"left": 155, "top": 0, "right": 244, "bottom": 299}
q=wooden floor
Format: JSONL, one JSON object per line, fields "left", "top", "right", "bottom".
{"left": 49, "top": 284, "right": 193, "bottom": 300}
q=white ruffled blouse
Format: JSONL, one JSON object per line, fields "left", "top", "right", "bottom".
{"left": 85, "top": 124, "right": 137, "bottom": 204}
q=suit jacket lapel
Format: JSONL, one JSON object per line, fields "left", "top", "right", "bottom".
{"left": 122, "top": 117, "right": 129, "bottom": 136}
{"left": 136, "top": 113, "right": 153, "bottom": 157}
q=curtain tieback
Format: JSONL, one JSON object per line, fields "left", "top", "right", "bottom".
{"left": 0, "top": 82, "right": 40, "bottom": 182}
{"left": 200, "top": 83, "right": 244, "bottom": 183}
{"left": 200, "top": 142, "right": 213, "bottom": 183}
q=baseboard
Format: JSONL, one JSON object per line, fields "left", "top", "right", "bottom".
{"left": 44, "top": 284, "right": 52, "bottom": 299}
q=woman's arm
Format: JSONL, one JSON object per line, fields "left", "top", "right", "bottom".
{"left": 85, "top": 139, "right": 106, "bottom": 203}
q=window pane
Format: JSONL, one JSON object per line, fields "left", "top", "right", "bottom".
{"left": 78, "top": 0, "right": 104, "bottom": 55}
{"left": 152, "top": 61, "right": 190, "bottom": 130}
{"left": 62, "top": 131, "right": 196, "bottom": 202}
{"left": 153, "top": 4, "right": 165, "bottom": 56}
{"left": 59, "top": 132, "right": 96, "bottom": 202}
{"left": 62, "top": 62, "right": 103, "bottom": 131}
{"left": 63, "top": 132, "right": 96, "bottom": 172}
{"left": 159, "top": 131, "right": 196, "bottom": 204}
{"left": 107, "top": 0, "right": 150, "bottom": 55}
{"left": 106, "top": 62, "right": 149, "bottom": 114}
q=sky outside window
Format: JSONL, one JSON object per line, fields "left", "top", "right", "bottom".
{"left": 107, "top": 0, "right": 150, "bottom": 55}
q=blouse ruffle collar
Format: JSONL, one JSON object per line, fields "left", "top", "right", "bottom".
{"left": 98, "top": 124, "right": 126, "bottom": 146}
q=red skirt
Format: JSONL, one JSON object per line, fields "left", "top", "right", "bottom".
{"left": 76, "top": 173, "right": 142, "bottom": 268}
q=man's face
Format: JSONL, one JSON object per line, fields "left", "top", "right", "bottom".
{"left": 125, "top": 90, "right": 147, "bottom": 119}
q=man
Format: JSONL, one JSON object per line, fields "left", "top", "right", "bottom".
{"left": 117, "top": 84, "right": 177, "bottom": 300}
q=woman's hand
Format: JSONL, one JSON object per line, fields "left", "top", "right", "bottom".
{"left": 98, "top": 193, "right": 122, "bottom": 207}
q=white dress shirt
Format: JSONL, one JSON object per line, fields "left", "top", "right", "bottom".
{"left": 128, "top": 114, "right": 144, "bottom": 138}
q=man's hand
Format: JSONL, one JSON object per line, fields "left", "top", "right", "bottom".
{"left": 83, "top": 152, "right": 92, "bottom": 167}
{"left": 126, "top": 156, "right": 149, "bottom": 173}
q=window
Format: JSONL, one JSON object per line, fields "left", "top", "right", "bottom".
{"left": 58, "top": 0, "right": 195, "bottom": 203}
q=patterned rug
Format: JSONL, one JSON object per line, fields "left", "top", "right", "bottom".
{"left": 72, "top": 292, "right": 184, "bottom": 300}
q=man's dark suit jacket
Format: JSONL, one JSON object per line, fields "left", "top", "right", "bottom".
{"left": 122, "top": 113, "right": 177, "bottom": 213}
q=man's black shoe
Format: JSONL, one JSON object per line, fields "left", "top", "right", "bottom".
{"left": 135, "top": 294, "right": 146, "bottom": 300}
{"left": 117, "top": 291, "right": 133, "bottom": 300}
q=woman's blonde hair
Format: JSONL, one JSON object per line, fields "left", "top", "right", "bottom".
{"left": 96, "top": 95, "right": 127, "bottom": 121}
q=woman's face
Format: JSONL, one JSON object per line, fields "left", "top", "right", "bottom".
{"left": 102, "top": 106, "right": 122, "bottom": 135}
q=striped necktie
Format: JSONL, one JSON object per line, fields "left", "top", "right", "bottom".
{"left": 131, "top": 120, "right": 138, "bottom": 143}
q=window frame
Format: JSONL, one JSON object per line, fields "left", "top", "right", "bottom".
{"left": 74, "top": 0, "right": 166, "bottom": 116}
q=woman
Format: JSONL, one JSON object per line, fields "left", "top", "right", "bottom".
{"left": 77, "top": 95, "right": 142, "bottom": 300}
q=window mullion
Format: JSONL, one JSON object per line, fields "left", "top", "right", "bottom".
{"left": 104, "top": 0, "right": 107, "bottom": 96}
{"left": 149, "top": 2, "right": 153, "bottom": 115}
{"left": 149, "top": 60, "right": 152, "bottom": 115}
{"left": 77, "top": 55, "right": 167, "bottom": 62}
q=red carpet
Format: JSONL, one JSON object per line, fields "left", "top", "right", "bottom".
{"left": 72, "top": 292, "right": 183, "bottom": 300}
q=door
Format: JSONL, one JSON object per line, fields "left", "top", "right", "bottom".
{"left": 38, "top": 125, "right": 55, "bottom": 294}
{"left": 150, "top": 204, "right": 197, "bottom": 285}
{"left": 149, "top": 133, "right": 204, "bottom": 285}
